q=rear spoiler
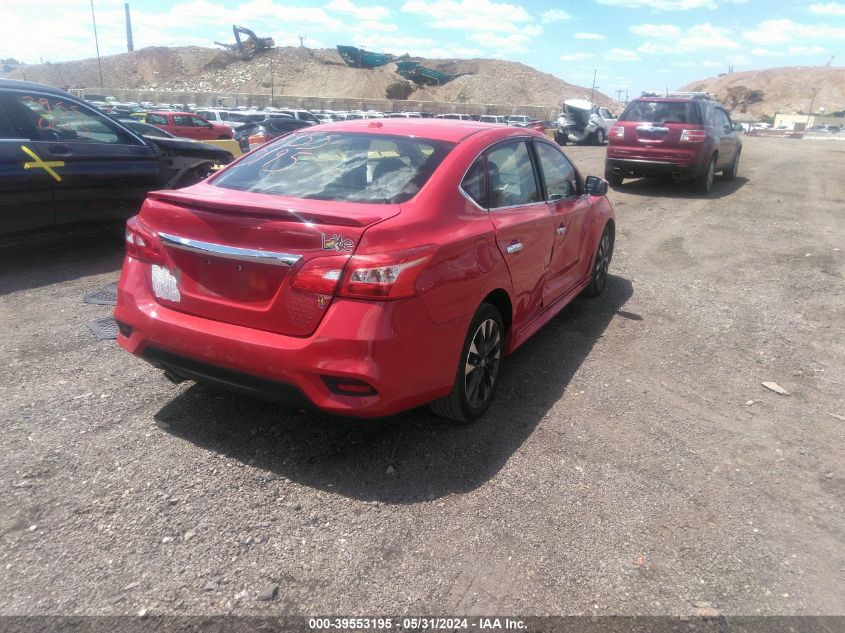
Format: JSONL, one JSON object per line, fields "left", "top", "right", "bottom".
{"left": 146, "top": 189, "right": 389, "bottom": 228}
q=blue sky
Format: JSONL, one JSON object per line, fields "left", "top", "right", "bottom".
{"left": 2, "top": 0, "right": 844, "bottom": 98}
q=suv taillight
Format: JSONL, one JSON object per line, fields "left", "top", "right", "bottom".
{"left": 289, "top": 245, "right": 437, "bottom": 301}
{"left": 248, "top": 134, "right": 268, "bottom": 147}
{"left": 680, "top": 129, "right": 707, "bottom": 142}
{"left": 609, "top": 126, "right": 625, "bottom": 139}
{"left": 125, "top": 216, "right": 164, "bottom": 265}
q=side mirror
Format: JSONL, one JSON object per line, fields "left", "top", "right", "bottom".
{"left": 585, "top": 175, "right": 608, "bottom": 196}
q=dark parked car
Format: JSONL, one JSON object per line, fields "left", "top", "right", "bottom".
{"left": 605, "top": 93, "right": 741, "bottom": 193}
{"left": 233, "top": 117, "right": 311, "bottom": 153}
{"left": 117, "top": 118, "right": 234, "bottom": 180}
{"left": 0, "top": 79, "right": 234, "bottom": 239}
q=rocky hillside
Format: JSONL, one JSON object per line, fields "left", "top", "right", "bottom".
{"left": 8, "top": 45, "right": 615, "bottom": 108}
{"left": 680, "top": 66, "right": 845, "bottom": 116}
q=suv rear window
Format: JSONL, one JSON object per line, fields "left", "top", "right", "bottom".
{"left": 213, "top": 131, "right": 454, "bottom": 204}
{"left": 620, "top": 100, "right": 701, "bottom": 125}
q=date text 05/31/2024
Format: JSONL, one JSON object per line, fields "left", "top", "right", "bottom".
{"left": 308, "top": 618, "right": 527, "bottom": 630}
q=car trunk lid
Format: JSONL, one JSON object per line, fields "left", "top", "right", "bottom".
{"left": 137, "top": 185, "right": 399, "bottom": 336}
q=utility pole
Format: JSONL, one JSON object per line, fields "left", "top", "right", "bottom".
{"left": 807, "top": 88, "right": 818, "bottom": 126}
{"left": 90, "top": 0, "right": 104, "bottom": 88}
{"left": 590, "top": 69, "right": 597, "bottom": 102}
{"left": 615, "top": 89, "right": 624, "bottom": 102}
{"left": 269, "top": 57, "right": 274, "bottom": 107}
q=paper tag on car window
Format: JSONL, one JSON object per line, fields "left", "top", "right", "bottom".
{"left": 151, "top": 265, "right": 181, "bottom": 302}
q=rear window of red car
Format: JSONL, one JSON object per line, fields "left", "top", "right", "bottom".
{"left": 213, "top": 131, "right": 455, "bottom": 204}
{"left": 619, "top": 100, "right": 701, "bottom": 125}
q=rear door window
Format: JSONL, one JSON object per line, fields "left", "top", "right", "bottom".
{"left": 172, "top": 115, "right": 193, "bottom": 126}
{"left": 534, "top": 142, "right": 577, "bottom": 200}
{"left": 461, "top": 156, "right": 487, "bottom": 207}
{"left": 485, "top": 140, "right": 540, "bottom": 208}
{"left": 147, "top": 113, "right": 168, "bottom": 125}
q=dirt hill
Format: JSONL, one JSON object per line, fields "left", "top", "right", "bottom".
{"left": 680, "top": 66, "right": 845, "bottom": 117}
{"left": 8, "top": 45, "right": 615, "bottom": 109}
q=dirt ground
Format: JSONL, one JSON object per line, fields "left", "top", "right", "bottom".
{"left": 0, "top": 137, "right": 843, "bottom": 617}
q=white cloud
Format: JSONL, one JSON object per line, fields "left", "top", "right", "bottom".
{"left": 594, "top": 0, "right": 716, "bottom": 9}
{"left": 469, "top": 31, "right": 535, "bottom": 52}
{"left": 630, "top": 24, "right": 681, "bottom": 38}
{"left": 788, "top": 45, "right": 826, "bottom": 55}
{"left": 809, "top": 2, "right": 845, "bottom": 15}
{"left": 357, "top": 20, "right": 398, "bottom": 32}
{"left": 559, "top": 52, "right": 596, "bottom": 61}
{"left": 750, "top": 47, "right": 782, "bottom": 56}
{"left": 541, "top": 9, "right": 573, "bottom": 23}
{"left": 606, "top": 48, "right": 641, "bottom": 61}
{"left": 574, "top": 32, "right": 607, "bottom": 40}
{"left": 742, "top": 19, "right": 845, "bottom": 45}
{"left": 632, "top": 22, "right": 739, "bottom": 54}
{"left": 401, "top": 0, "right": 535, "bottom": 34}
{"left": 326, "top": 0, "right": 390, "bottom": 21}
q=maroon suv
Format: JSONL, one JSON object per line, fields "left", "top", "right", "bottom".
{"left": 604, "top": 93, "right": 741, "bottom": 193}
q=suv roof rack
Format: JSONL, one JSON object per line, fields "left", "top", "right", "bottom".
{"left": 640, "top": 91, "right": 718, "bottom": 100}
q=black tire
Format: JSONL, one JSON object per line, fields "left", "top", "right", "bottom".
{"left": 722, "top": 148, "right": 740, "bottom": 180}
{"left": 429, "top": 303, "right": 504, "bottom": 423}
{"left": 594, "top": 128, "right": 605, "bottom": 146}
{"left": 554, "top": 130, "right": 567, "bottom": 145}
{"left": 582, "top": 225, "right": 613, "bottom": 297}
{"left": 695, "top": 155, "right": 717, "bottom": 194}
{"left": 604, "top": 167, "right": 623, "bottom": 187}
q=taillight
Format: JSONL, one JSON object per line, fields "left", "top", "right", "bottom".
{"left": 609, "top": 126, "right": 625, "bottom": 139}
{"left": 339, "top": 245, "right": 438, "bottom": 300}
{"left": 289, "top": 246, "right": 437, "bottom": 301}
{"left": 680, "top": 129, "right": 707, "bottom": 142}
{"left": 125, "top": 216, "right": 164, "bottom": 264}
{"left": 290, "top": 255, "right": 350, "bottom": 294}
{"left": 248, "top": 134, "right": 268, "bottom": 147}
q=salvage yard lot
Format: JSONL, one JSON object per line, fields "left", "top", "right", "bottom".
{"left": 1, "top": 137, "right": 843, "bottom": 615}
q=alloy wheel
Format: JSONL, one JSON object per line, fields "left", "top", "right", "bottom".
{"left": 594, "top": 233, "right": 610, "bottom": 292}
{"left": 464, "top": 318, "right": 501, "bottom": 409}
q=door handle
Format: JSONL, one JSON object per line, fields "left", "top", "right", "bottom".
{"left": 506, "top": 241, "right": 523, "bottom": 254}
{"left": 47, "top": 144, "right": 73, "bottom": 156}
{"left": 556, "top": 226, "right": 567, "bottom": 236}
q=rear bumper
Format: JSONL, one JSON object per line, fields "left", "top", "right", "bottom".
{"left": 605, "top": 157, "right": 707, "bottom": 179}
{"left": 114, "top": 258, "right": 465, "bottom": 418}
{"left": 605, "top": 158, "right": 707, "bottom": 178}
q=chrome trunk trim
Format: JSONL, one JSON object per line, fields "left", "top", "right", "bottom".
{"left": 158, "top": 232, "right": 302, "bottom": 267}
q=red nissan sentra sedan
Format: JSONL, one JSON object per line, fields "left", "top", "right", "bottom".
{"left": 114, "top": 119, "right": 615, "bottom": 422}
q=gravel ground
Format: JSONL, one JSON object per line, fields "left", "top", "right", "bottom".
{"left": 1, "top": 137, "right": 843, "bottom": 617}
